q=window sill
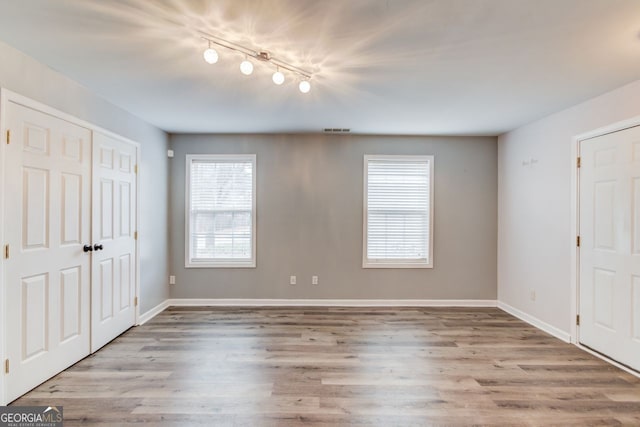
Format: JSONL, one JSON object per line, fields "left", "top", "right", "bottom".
{"left": 186, "top": 261, "right": 256, "bottom": 269}
{"left": 362, "top": 261, "right": 433, "bottom": 269}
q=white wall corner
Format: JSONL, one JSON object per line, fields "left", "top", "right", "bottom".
{"left": 137, "top": 299, "right": 170, "bottom": 325}
{"left": 498, "top": 301, "right": 571, "bottom": 343}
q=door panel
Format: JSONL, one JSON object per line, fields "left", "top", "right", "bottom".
{"left": 580, "top": 125, "right": 640, "bottom": 371}
{"left": 593, "top": 181, "right": 615, "bottom": 250}
{"left": 99, "top": 258, "right": 113, "bottom": 322}
{"left": 4, "top": 101, "right": 91, "bottom": 403}
{"left": 119, "top": 254, "right": 131, "bottom": 311}
{"left": 61, "top": 173, "right": 82, "bottom": 245}
{"left": 120, "top": 182, "right": 131, "bottom": 237}
{"left": 632, "top": 276, "right": 640, "bottom": 341}
{"left": 23, "top": 167, "right": 49, "bottom": 249}
{"left": 593, "top": 268, "right": 614, "bottom": 329}
{"left": 60, "top": 266, "right": 81, "bottom": 341}
{"left": 91, "top": 132, "right": 136, "bottom": 352}
{"left": 100, "top": 179, "right": 114, "bottom": 240}
{"left": 22, "top": 273, "right": 48, "bottom": 359}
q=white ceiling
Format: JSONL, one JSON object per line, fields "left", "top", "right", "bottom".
{"left": 0, "top": 0, "right": 639, "bottom": 135}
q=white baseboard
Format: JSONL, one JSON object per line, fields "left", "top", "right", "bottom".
{"left": 497, "top": 301, "right": 571, "bottom": 343}
{"left": 137, "top": 299, "right": 170, "bottom": 325}
{"left": 166, "top": 298, "right": 498, "bottom": 307}
{"left": 135, "top": 298, "right": 497, "bottom": 326}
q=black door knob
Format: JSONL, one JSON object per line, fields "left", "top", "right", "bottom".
{"left": 83, "top": 244, "right": 93, "bottom": 253}
{"left": 94, "top": 244, "right": 104, "bottom": 251}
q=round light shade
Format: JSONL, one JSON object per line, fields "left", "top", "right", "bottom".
{"left": 298, "top": 80, "right": 311, "bottom": 93}
{"left": 272, "top": 71, "right": 285, "bottom": 85}
{"left": 203, "top": 48, "right": 218, "bottom": 64}
{"left": 240, "top": 60, "right": 254, "bottom": 75}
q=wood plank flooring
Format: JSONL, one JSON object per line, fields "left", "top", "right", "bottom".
{"left": 11, "top": 307, "right": 640, "bottom": 426}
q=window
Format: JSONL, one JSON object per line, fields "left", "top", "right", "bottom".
{"left": 186, "top": 154, "right": 256, "bottom": 268}
{"left": 363, "top": 155, "right": 434, "bottom": 268}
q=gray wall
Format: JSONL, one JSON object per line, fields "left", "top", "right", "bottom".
{"left": 0, "top": 40, "right": 170, "bottom": 313}
{"left": 169, "top": 134, "right": 497, "bottom": 300}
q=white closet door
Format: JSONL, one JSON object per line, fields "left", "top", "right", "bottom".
{"left": 4, "top": 101, "right": 91, "bottom": 402}
{"left": 90, "top": 132, "right": 137, "bottom": 352}
{"left": 579, "top": 125, "right": 640, "bottom": 372}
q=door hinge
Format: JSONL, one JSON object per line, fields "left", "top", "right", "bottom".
{"left": 576, "top": 157, "right": 581, "bottom": 168}
{"left": 134, "top": 297, "right": 138, "bottom": 307}
{"left": 3, "top": 244, "right": 8, "bottom": 259}
{"left": 4, "top": 359, "right": 8, "bottom": 374}
{"left": 576, "top": 236, "right": 580, "bottom": 247}
{"left": 134, "top": 164, "right": 138, "bottom": 174}
{"left": 134, "top": 231, "right": 138, "bottom": 240}
{"left": 576, "top": 314, "right": 580, "bottom": 326}
{"left": 5, "top": 129, "right": 10, "bottom": 145}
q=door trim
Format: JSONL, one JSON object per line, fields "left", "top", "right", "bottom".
{"left": 0, "top": 88, "right": 141, "bottom": 404}
{"left": 0, "top": 89, "right": 8, "bottom": 405}
{"left": 571, "top": 114, "right": 640, "bottom": 347}
{"left": 135, "top": 145, "right": 141, "bottom": 325}
{"left": 1, "top": 90, "right": 142, "bottom": 149}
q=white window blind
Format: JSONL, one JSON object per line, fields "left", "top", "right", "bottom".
{"left": 186, "top": 155, "right": 256, "bottom": 267}
{"left": 364, "top": 155, "right": 433, "bottom": 268}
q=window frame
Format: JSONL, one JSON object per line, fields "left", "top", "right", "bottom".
{"left": 185, "top": 154, "right": 257, "bottom": 268}
{"left": 362, "top": 154, "right": 434, "bottom": 269}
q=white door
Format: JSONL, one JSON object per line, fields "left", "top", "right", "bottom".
{"left": 90, "top": 132, "right": 137, "bottom": 352}
{"left": 4, "top": 102, "right": 91, "bottom": 402}
{"left": 579, "top": 125, "right": 640, "bottom": 372}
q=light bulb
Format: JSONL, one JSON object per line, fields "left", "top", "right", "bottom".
{"left": 203, "top": 48, "right": 218, "bottom": 64}
{"left": 298, "top": 80, "right": 311, "bottom": 93}
{"left": 240, "top": 60, "right": 254, "bottom": 75}
{"left": 272, "top": 70, "right": 285, "bottom": 85}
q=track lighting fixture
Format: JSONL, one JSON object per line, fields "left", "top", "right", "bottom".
{"left": 240, "top": 57, "right": 254, "bottom": 75}
{"left": 272, "top": 68, "right": 285, "bottom": 85}
{"left": 298, "top": 80, "right": 311, "bottom": 93}
{"left": 200, "top": 33, "right": 312, "bottom": 94}
{"left": 203, "top": 40, "right": 218, "bottom": 64}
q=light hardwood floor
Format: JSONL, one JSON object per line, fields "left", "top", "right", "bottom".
{"left": 11, "top": 307, "right": 640, "bottom": 426}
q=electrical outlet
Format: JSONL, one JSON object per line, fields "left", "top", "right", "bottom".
{"left": 169, "top": 275, "right": 176, "bottom": 285}
{"left": 530, "top": 290, "right": 536, "bottom": 301}
{"left": 312, "top": 276, "right": 319, "bottom": 285}
{"left": 290, "top": 276, "right": 296, "bottom": 285}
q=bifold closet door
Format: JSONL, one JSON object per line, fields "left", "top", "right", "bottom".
{"left": 90, "top": 132, "right": 137, "bottom": 353}
{"left": 579, "top": 125, "right": 640, "bottom": 372}
{"left": 4, "top": 101, "right": 91, "bottom": 403}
